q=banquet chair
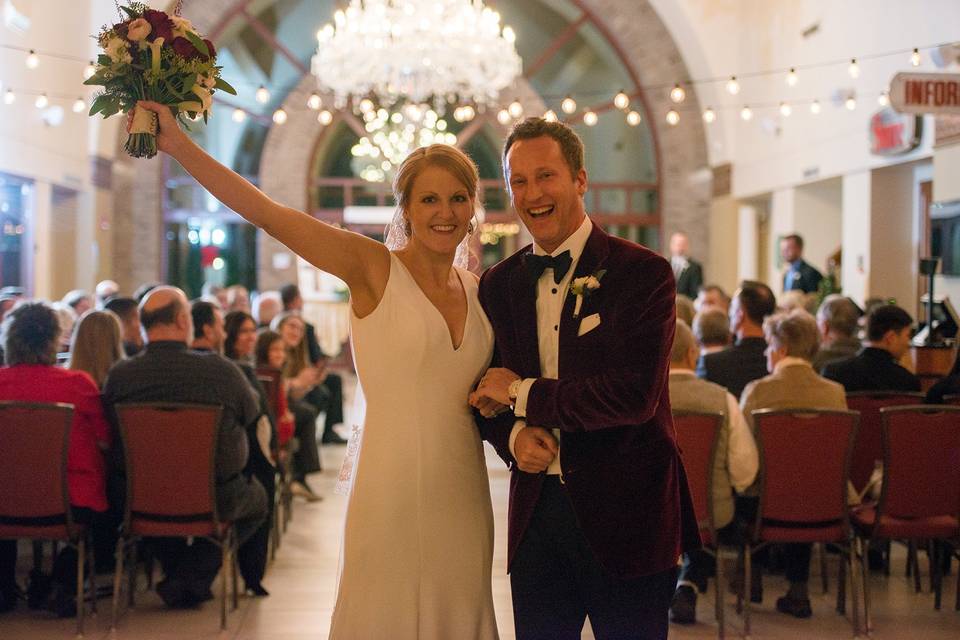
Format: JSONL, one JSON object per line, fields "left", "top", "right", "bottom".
{"left": 845, "top": 391, "right": 926, "bottom": 492}
{"left": 111, "top": 402, "right": 238, "bottom": 631}
{"left": 0, "top": 401, "right": 95, "bottom": 636}
{"left": 745, "top": 409, "right": 862, "bottom": 636}
{"left": 851, "top": 405, "right": 960, "bottom": 632}
{"left": 672, "top": 410, "right": 729, "bottom": 638}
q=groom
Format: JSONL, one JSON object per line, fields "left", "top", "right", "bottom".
{"left": 471, "top": 118, "right": 699, "bottom": 639}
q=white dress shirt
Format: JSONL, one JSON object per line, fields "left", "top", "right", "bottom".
{"left": 508, "top": 216, "right": 593, "bottom": 475}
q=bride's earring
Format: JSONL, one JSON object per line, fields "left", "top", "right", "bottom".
{"left": 467, "top": 220, "right": 475, "bottom": 234}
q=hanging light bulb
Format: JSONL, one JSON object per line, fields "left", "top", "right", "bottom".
{"left": 358, "top": 98, "right": 375, "bottom": 113}
{"left": 307, "top": 92, "right": 322, "bottom": 110}
{"left": 461, "top": 105, "right": 475, "bottom": 121}
{"left": 543, "top": 109, "right": 558, "bottom": 122}
{"left": 583, "top": 111, "right": 598, "bottom": 126}
{"left": 848, "top": 58, "right": 860, "bottom": 78}
{"left": 83, "top": 61, "right": 96, "bottom": 80}
{"left": 613, "top": 90, "right": 630, "bottom": 110}
{"left": 779, "top": 102, "right": 792, "bottom": 117}
{"left": 626, "top": 110, "right": 642, "bottom": 126}
{"left": 845, "top": 96, "right": 857, "bottom": 110}
{"left": 665, "top": 109, "right": 680, "bottom": 126}
{"left": 232, "top": 108, "right": 247, "bottom": 123}
{"left": 272, "top": 108, "right": 287, "bottom": 124}
{"left": 502, "top": 26, "right": 516, "bottom": 44}
{"left": 508, "top": 99, "right": 523, "bottom": 118}
{"left": 72, "top": 97, "right": 86, "bottom": 113}
{"left": 560, "top": 96, "right": 577, "bottom": 114}
{"left": 34, "top": 93, "right": 48, "bottom": 109}
{"left": 786, "top": 68, "right": 798, "bottom": 86}
{"left": 25, "top": 50, "right": 39, "bottom": 69}
{"left": 669, "top": 84, "right": 686, "bottom": 104}
{"left": 453, "top": 107, "right": 464, "bottom": 123}
{"left": 878, "top": 91, "right": 890, "bottom": 107}
{"left": 3, "top": 89, "right": 14, "bottom": 105}
{"left": 497, "top": 109, "right": 511, "bottom": 125}
{"left": 740, "top": 105, "right": 753, "bottom": 121}
{"left": 726, "top": 76, "right": 740, "bottom": 95}
{"left": 810, "top": 100, "right": 821, "bottom": 115}
{"left": 910, "top": 48, "right": 921, "bottom": 67}
{"left": 255, "top": 85, "right": 270, "bottom": 104}
{"left": 318, "top": 109, "right": 333, "bottom": 125}
{"left": 702, "top": 107, "right": 716, "bottom": 123}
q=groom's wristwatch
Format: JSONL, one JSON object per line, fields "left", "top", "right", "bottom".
{"left": 508, "top": 378, "right": 521, "bottom": 403}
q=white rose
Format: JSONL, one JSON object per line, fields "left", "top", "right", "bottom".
{"left": 126, "top": 18, "right": 152, "bottom": 42}
{"left": 192, "top": 84, "right": 213, "bottom": 112}
{"left": 170, "top": 16, "right": 195, "bottom": 39}
{"left": 105, "top": 36, "right": 132, "bottom": 64}
{"left": 199, "top": 74, "right": 217, "bottom": 89}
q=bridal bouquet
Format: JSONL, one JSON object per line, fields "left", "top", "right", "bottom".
{"left": 84, "top": 2, "right": 236, "bottom": 158}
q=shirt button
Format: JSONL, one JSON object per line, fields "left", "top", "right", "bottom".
{"left": 551, "top": 288, "right": 558, "bottom": 294}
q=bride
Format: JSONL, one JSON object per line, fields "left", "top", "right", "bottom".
{"left": 134, "top": 101, "right": 500, "bottom": 638}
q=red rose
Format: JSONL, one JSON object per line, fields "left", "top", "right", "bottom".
{"left": 143, "top": 9, "right": 173, "bottom": 42}
{"left": 113, "top": 21, "right": 130, "bottom": 39}
{"left": 170, "top": 36, "right": 201, "bottom": 60}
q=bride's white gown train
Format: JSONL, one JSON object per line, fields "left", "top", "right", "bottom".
{"left": 329, "top": 253, "right": 499, "bottom": 639}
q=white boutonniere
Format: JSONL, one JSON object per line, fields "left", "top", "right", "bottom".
{"left": 569, "top": 269, "right": 606, "bottom": 317}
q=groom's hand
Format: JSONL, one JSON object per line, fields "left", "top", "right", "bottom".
{"left": 514, "top": 427, "right": 559, "bottom": 473}
{"left": 472, "top": 367, "right": 520, "bottom": 407}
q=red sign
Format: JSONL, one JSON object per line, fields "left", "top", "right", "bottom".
{"left": 890, "top": 72, "right": 960, "bottom": 115}
{"left": 869, "top": 107, "right": 922, "bottom": 156}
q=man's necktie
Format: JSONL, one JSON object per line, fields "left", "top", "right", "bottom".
{"left": 524, "top": 250, "right": 572, "bottom": 285}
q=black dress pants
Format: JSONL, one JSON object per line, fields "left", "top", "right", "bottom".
{"left": 510, "top": 476, "right": 678, "bottom": 640}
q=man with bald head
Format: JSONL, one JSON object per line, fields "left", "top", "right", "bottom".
{"left": 102, "top": 287, "right": 267, "bottom": 608}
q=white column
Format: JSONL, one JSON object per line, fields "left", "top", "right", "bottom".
{"left": 737, "top": 204, "right": 758, "bottom": 282}
{"left": 32, "top": 180, "right": 53, "bottom": 300}
{"left": 841, "top": 171, "right": 872, "bottom": 307}
{"left": 769, "top": 187, "right": 797, "bottom": 294}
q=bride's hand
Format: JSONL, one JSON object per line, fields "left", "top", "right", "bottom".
{"left": 127, "top": 100, "right": 188, "bottom": 155}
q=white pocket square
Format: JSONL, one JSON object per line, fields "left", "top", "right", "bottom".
{"left": 577, "top": 313, "right": 601, "bottom": 337}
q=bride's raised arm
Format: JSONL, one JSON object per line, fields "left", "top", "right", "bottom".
{"left": 135, "top": 100, "right": 389, "bottom": 313}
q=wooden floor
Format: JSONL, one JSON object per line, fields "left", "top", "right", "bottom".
{"left": 2, "top": 443, "right": 959, "bottom": 639}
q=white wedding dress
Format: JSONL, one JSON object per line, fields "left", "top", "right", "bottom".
{"left": 329, "top": 252, "right": 499, "bottom": 639}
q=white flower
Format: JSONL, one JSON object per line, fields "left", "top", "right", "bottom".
{"left": 585, "top": 276, "right": 600, "bottom": 289}
{"left": 104, "top": 36, "right": 132, "bottom": 64}
{"left": 199, "top": 73, "right": 217, "bottom": 90}
{"left": 126, "top": 18, "right": 152, "bottom": 42}
{"left": 170, "top": 16, "right": 196, "bottom": 40}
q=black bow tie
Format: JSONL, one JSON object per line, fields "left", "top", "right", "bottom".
{"left": 524, "top": 250, "right": 572, "bottom": 285}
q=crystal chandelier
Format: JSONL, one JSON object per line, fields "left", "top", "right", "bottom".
{"left": 351, "top": 104, "right": 458, "bottom": 182}
{"left": 311, "top": 0, "right": 522, "bottom": 116}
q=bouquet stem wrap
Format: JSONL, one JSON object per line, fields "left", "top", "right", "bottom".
{"left": 126, "top": 106, "right": 159, "bottom": 158}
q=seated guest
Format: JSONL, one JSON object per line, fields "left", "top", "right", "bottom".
{"left": 812, "top": 295, "right": 862, "bottom": 372}
{"left": 271, "top": 312, "right": 325, "bottom": 501}
{"left": 676, "top": 294, "right": 695, "bottom": 326}
{"left": 693, "top": 308, "right": 731, "bottom": 356}
{"left": 132, "top": 282, "right": 159, "bottom": 305}
{"left": 61, "top": 290, "right": 94, "bottom": 317}
{"left": 94, "top": 280, "right": 119, "bottom": 308}
{"left": 0, "top": 302, "right": 112, "bottom": 616}
{"left": 279, "top": 283, "right": 347, "bottom": 444}
{"left": 102, "top": 287, "right": 267, "bottom": 608}
{"left": 252, "top": 290, "right": 282, "bottom": 329}
{"left": 201, "top": 282, "right": 229, "bottom": 310}
{"left": 822, "top": 304, "right": 920, "bottom": 392}
{"left": 668, "top": 321, "right": 758, "bottom": 625}
{"left": 255, "top": 330, "right": 296, "bottom": 449}
{"left": 741, "top": 310, "right": 847, "bottom": 619}
{"left": 68, "top": 310, "right": 126, "bottom": 388}
{"left": 104, "top": 297, "right": 144, "bottom": 356}
{"left": 698, "top": 280, "right": 776, "bottom": 400}
{"left": 694, "top": 284, "right": 730, "bottom": 315}
{"left": 779, "top": 289, "right": 818, "bottom": 315}
{"left": 225, "top": 284, "right": 251, "bottom": 314}
{"left": 51, "top": 303, "right": 77, "bottom": 354}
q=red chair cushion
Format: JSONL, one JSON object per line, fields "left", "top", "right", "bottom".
{"left": 851, "top": 505, "right": 959, "bottom": 539}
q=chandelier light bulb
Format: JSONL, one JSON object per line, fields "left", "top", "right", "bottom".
{"left": 726, "top": 76, "right": 740, "bottom": 95}
{"left": 613, "top": 91, "right": 630, "bottom": 110}
{"left": 453, "top": 107, "right": 464, "bottom": 122}
{"left": 702, "top": 107, "right": 716, "bottom": 123}
{"left": 543, "top": 109, "right": 557, "bottom": 122}
{"left": 845, "top": 96, "right": 857, "bottom": 111}
{"left": 497, "top": 109, "right": 511, "bottom": 125}
{"left": 786, "top": 68, "right": 798, "bottom": 86}
{"left": 35, "top": 93, "right": 48, "bottom": 109}
{"left": 83, "top": 61, "right": 96, "bottom": 80}
{"left": 462, "top": 105, "right": 475, "bottom": 121}
{"left": 307, "top": 92, "right": 322, "bottom": 110}
{"left": 232, "top": 108, "right": 247, "bottom": 123}
{"left": 25, "top": 50, "right": 39, "bottom": 69}
{"left": 911, "top": 48, "right": 921, "bottom": 67}
{"left": 669, "top": 84, "right": 686, "bottom": 104}
{"left": 318, "top": 109, "right": 333, "bottom": 125}
{"left": 508, "top": 99, "right": 523, "bottom": 118}
{"left": 272, "top": 108, "right": 288, "bottom": 124}
{"left": 72, "top": 97, "right": 85, "bottom": 113}
{"left": 848, "top": 58, "right": 859, "bottom": 79}
{"left": 561, "top": 96, "right": 577, "bottom": 114}
{"left": 583, "top": 110, "right": 598, "bottom": 126}
{"left": 626, "top": 110, "right": 642, "bottom": 126}
{"left": 779, "top": 102, "right": 792, "bottom": 117}
{"left": 3, "top": 89, "right": 14, "bottom": 105}
{"left": 502, "top": 26, "right": 516, "bottom": 44}
{"left": 256, "top": 85, "right": 270, "bottom": 104}
{"left": 878, "top": 91, "right": 890, "bottom": 107}
{"left": 665, "top": 109, "right": 680, "bottom": 126}
{"left": 740, "top": 106, "right": 753, "bottom": 121}
{"left": 810, "top": 100, "right": 821, "bottom": 115}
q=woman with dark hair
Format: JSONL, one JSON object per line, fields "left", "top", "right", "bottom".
{"left": 0, "top": 302, "right": 113, "bottom": 616}
{"left": 222, "top": 311, "right": 276, "bottom": 597}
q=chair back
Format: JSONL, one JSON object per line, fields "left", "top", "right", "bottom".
{"left": 752, "top": 409, "right": 858, "bottom": 536}
{"left": 879, "top": 405, "right": 960, "bottom": 521}
{"left": 116, "top": 403, "right": 223, "bottom": 537}
{"left": 0, "top": 402, "right": 76, "bottom": 539}
{"left": 845, "top": 391, "right": 925, "bottom": 490}
{"left": 940, "top": 394, "right": 960, "bottom": 407}
{"left": 255, "top": 367, "right": 282, "bottom": 421}
{"left": 672, "top": 411, "right": 724, "bottom": 542}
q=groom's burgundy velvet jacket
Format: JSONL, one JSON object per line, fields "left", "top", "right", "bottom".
{"left": 477, "top": 222, "right": 700, "bottom": 579}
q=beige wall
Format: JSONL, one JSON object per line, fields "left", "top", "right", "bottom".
{"left": 706, "top": 196, "right": 740, "bottom": 293}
